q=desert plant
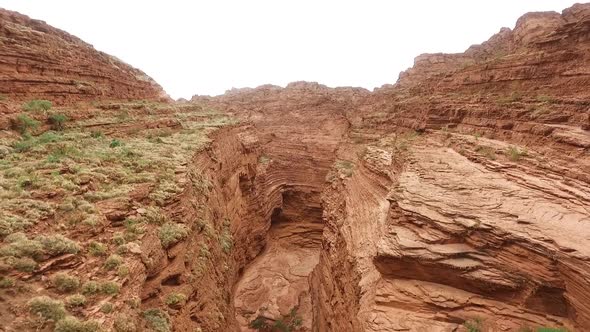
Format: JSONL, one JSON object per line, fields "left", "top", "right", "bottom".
{"left": 110, "top": 139, "right": 123, "bottom": 148}
{"left": 28, "top": 296, "right": 66, "bottom": 321}
{"left": 114, "top": 313, "right": 137, "bottom": 332}
{"left": 464, "top": 318, "right": 483, "bottom": 332}
{"left": 88, "top": 241, "right": 107, "bottom": 256}
{"left": 0, "top": 276, "right": 15, "bottom": 288}
{"left": 117, "top": 264, "right": 130, "bottom": 277}
{"left": 52, "top": 272, "right": 81, "bottom": 293}
{"left": 90, "top": 130, "right": 104, "bottom": 138}
{"left": 158, "top": 222, "right": 188, "bottom": 249}
{"left": 54, "top": 316, "right": 100, "bottom": 332}
{"left": 13, "top": 114, "right": 40, "bottom": 135}
{"left": 48, "top": 113, "right": 68, "bottom": 131}
{"left": 23, "top": 99, "right": 52, "bottom": 112}
{"left": 65, "top": 294, "right": 86, "bottom": 308}
{"left": 143, "top": 308, "right": 171, "bottom": 332}
{"left": 536, "top": 328, "right": 568, "bottom": 332}
{"left": 81, "top": 281, "right": 100, "bottom": 295}
{"left": 104, "top": 254, "right": 123, "bottom": 270}
{"left": 506, "top": 146, "right": 527, "bottom": 162}
{"left": 164, "top": 293, "right": 187, "bottom": 308}
{"left": 38, "top": 234, "right": 80, "bottom": 256}
{"left": 100, "top": 281, "right": 120, "bottom": 295}
{"left": 10, "top": 257, "right": 38, "bottom": 272}
{"left": 100, "top": 302, "right": 114, "bottom": 313}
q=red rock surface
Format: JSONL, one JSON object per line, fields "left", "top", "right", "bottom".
{"left": 0, "top": 8, "right": 168, "bottom": 107}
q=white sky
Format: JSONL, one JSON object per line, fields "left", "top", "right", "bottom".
{"left": 0, "top": 1, "right": 580, "bottom": 99}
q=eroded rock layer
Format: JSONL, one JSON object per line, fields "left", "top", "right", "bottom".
{"left": 0, "top": 8, "right": 168, "bottom": 107}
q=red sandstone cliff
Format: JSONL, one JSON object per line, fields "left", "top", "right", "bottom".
{"left": 0, "top": 8, "right": 169, "bottom": 106}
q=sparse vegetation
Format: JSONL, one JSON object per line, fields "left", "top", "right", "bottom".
{"left": 249, "top": 307, "right": 303, "bottom": 332}
{"left": 88, "top": 241, "right": 107, "bottom": 256}
{"left": 52, "top": 272, "right": 81, "bottom": 293}
{"left": 220, "top": 218, "right": 233, "bottom": 254}
{"left": 158, "top": 222, "right": 188, "bottom": 248}
{"left": 506, "top": 146, "right": 527, "bottom": 162}
{"left": 334, "top": 160, "right": 354, "bottom": 177}
{"left": 464, "top": 318, "right": 483, "bottom": 332}
{"left": 65, "top": 294, "right": 86, "bottom": 308}
{"left": 23, "top": 99, "right": 52, "bottom": 112}
{"left": 100, "top": 302, "right": 114, "bottom": 313}
{"left": 48, "top": 113, "right": 69, "bottom": 131}
{"left": 28, "top": 296, "right": 66, "bottom": 321}
{"left": 165, "top": 293, "right": 187, "bottom": 308}
{"left": 475, "top": 145, "right": 496, "bottom": 160}
{"left": 81, "top": 281, "right": 100, "bottom": 295}
{"left": 104, "top": 254, "right": 124, "bottom": 270}
{"left": 100, "top": 281, "right": 120, "bottom": 295}
{"left": 13, "top": 113, "right": 40, "bottom": 135}
{"left": 54, "top": 316, "right": 100, "bottom": 332}
{"left": 0, "top": 276, "right": 15, "bottom": 288}
{"left": 114, "top": 313, "right": 137, "bottom": 332}
{"left": 110, "top": 139, "right": 123, "bottom": 148}
{"left": 143, "top": 308, "right": 171, "bottom": 332}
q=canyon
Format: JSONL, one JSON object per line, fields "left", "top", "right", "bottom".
{"left": 0, "top": 3, "right": 589, "bottom": 332}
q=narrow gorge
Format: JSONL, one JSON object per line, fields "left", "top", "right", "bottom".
{"left": 0, "top": 3, "right": 589, "bottom": 332}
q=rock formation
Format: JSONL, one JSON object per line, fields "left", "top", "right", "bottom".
{"left": 0, "top": 8, "right": 168, "bottom": 108}
{"left": 0, "top": 3, "right": 589, "bottom": 332}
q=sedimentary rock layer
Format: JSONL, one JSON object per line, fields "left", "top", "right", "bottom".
{"left": 0, "top": 9, "right": 168, "bottom": 106}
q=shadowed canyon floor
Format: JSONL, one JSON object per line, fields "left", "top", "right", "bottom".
{"left": 1, "top": 3, "right": 590, "bottom": 332}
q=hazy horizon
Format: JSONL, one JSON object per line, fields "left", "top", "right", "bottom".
{"left": 0, "top": 1, "right": 580, "bottom": 99}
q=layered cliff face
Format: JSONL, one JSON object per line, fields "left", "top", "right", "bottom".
{"left": 1, "top": 3, "right": 590, "bottom": 332}
{"left": 0, "top": 8, "right": 168, "bottom": 109}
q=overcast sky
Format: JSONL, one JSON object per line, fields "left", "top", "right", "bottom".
{"left": 0, "top": 1, "right": 580, "bottom": 99}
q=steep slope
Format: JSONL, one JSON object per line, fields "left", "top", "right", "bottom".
{"left": 0, "top": 8, "right": 168, "bottom": 108}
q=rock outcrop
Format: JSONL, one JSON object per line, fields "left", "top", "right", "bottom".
{"left": 0, "top": 8, "right": 168, "bottom": 107}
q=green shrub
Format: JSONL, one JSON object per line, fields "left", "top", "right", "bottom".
{"left": 65, "top": 294, "right": 86, "bottom": 308}
{"left": 0, "top": 233, "right": 43, "bottom": 258}
{"left": 536, "top": 328, "right": 568, "bottom": 332}
{"left": 23, "top": 99, "right": 52, "bottom": 112}
{"left": 104, "top": 254, "right": 124, "bottom": 270}
{"left": 81, "top": 281, "right": 100, "bottom": 295}
{"left": 100, "top": 281, "right": 120, "bottom": 295}
{"left": 164, "top": 293, "right": 187, "bottom": 308}
{"left": 12, "top": 138, "right": 36, "bottom": 152}
{"left": 48, "top": 114, "right": 69, "bottom": 131}
{"left": 110, "top": 139, "right": 123, "bottom": 148}
{"left": 142, "top": 308, "right": 170, "bottom": 332}
{"left": 37, "top": 234, "right": 80, "bottom": 256}
{"left": 465, "top": 318, "right": 483, "bottom": 332}
{"left": 88, "top": 241, "right": 107, "bottom": 256}
{"left": 54, "top": 316, "right": 100, "bottom": 332}
{"left": 28, "top": 296, "right": 66, "bottom": 321}
{"left": 117, "top": 264, "right": 130, "bottom": 278}
{"left": 114, "top": 313, "right": 137, "bottom": 332}
{"left": 0, "top": 276, "right": 15, "bottom": 288}
{"left": 52, "top": 272, "right": 80, "bottom": 293}
{"left": 158, "top": 223, "right": 188, "bottom": 249}
{"left": 10, "top": 256, "right": 38, "bottom": 272}
{"left": 13, "top": 114, "right": 40, "bottom": 135}
{"left": 143, "top": 206, "right": 168, "bottom": 225}
{"left": 100, "top": 302, "right": 114, "bottom": 313}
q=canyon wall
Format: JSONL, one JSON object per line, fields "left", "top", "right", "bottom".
{"left": 0, "top": 3, "right": 589, "bottom": 332}
{"left": 0, "top": 8, "right": 168, "bottom": 108}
